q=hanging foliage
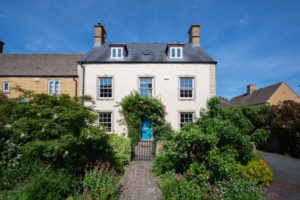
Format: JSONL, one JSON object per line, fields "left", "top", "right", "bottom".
{"left": 117, "top": 91, "right": 166, "bottom": 140}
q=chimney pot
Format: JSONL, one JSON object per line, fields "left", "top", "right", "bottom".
{"left": 94, "top": 23, "right": 106, "bottom": 46}
{"left": 188, "top": 24, "right": 200, "bottom": 46}
{"left": 0, "top": 41, "right": 5, "bottom": 53}
{"left": 247, "top": 84, "right": 256, "bottom": 95}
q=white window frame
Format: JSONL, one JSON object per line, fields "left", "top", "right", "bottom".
{"left": 139, "top": 77, "right": 153, "bottom": 97}
{"left": 48, "top": 80, "right": 60, "bottom": 95}
{"left": 111, "top": 47, "right": 123, "bottom": 59}
{"left": 169, "top": 47, "right": 183, "bottom": 59}
{"left": 98, "top": 77, "right": 113, "bottom": 99}
{"left": 179, "top": 112, "right": 194, "bottom": 129}
{"left": 179, "top": 77, "right": 194, "bottom": 99}
{"left": 2, "top": 81, "right": 9, "bottom": 93}
{"left": 98, "top": 112, "right": 113, "bottom": 133}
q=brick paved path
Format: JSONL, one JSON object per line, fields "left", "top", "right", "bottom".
{"left": 119, "top": 160, "right": 161, "bottom": 200}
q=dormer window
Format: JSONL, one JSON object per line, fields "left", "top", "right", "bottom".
{"left": 170, "top": 47, "right": 183, "bottom": 59}
{"left": 111, "top": 47, "right": 123, "bottom": 59}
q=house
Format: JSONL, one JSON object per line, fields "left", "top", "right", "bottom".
{"left": 230, "top": 82, "right": 300, "bottom": 106}
{"left": 78, "top": 23, "right": 217, "bottom": 137}
{"left": 0, "top": 42, "right": 84, "bottom": 98}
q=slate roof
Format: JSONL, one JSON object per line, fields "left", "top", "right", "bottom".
{"left": 230, "top": 82, "right": 283, "bottom": 106}
{"left": 79, "top": 43, "right": 216, "bottom": 63}
{"left": 0, "top": 54, "right": 84, "bottom": 77}
{"left": 220, "top": 99, "right": 235, "bottom": 108}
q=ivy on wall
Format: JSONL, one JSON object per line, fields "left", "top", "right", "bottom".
{"left": 117, "top": 91, "right": 166, "bottom": 140}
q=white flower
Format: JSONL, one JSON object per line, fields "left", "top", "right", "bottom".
{"left": 20, "top": 133, "right": 25, "bottom": 138}
{"left": 53, "top": 114, "right": 57, "bottom": 119}
{"left": 5, "top": 124, "right": 11, "bottom": 128}
{"left": 64, "top": 151, "right": 69, "bottom": 156}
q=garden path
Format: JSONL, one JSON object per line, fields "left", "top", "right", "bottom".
{"left": 119, "top": 160, "right": 161, "bottom": 200}
{"left": 260, "top": 151, "right": 300, "bottom": 200}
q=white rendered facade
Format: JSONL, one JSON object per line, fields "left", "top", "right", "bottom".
{"left": 78, "top": 63, "right": 216, "bottom": 136}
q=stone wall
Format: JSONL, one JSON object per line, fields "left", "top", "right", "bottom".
{"left": 0, "top": 77, "right": 78, "bottom": 98}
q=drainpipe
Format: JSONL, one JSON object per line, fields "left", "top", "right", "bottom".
{"left": 80, "top": 63, "right": 85, "bottom": 96}
{"left": 73, "top": 77, "right": 78, "bottom": 97}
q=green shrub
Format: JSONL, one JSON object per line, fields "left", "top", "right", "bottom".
{"left": 265, "top": 100, "right": 300, "bottom": 158}
{"left": 0, "top": 159, "right": 43, "bottom": 190}
{"left": 159, "top": 172, "right": 213, "bottom": 200}
{"left": 14, "top": 170, "right": 78, "bottom": 200}
{"left": 153, "top": 97, "right": 271, "bottom": 199}
{"left": 153, "top": 123, "right": 174, "bottom": 141}
{"left": 81, "top": 160, "right": 119, "bottom": 200}
{"left": 108, "top": 134, "right": 131, "bottom": 173}
{"left": 238, "top": 152, "right": 274, "bottom": 186}
{"left": 152, "top": 152, "right": 188, "bottom": 176}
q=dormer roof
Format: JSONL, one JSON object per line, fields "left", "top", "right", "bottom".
{"left": 79, "top": 43, "right": 216, "bottom": 64}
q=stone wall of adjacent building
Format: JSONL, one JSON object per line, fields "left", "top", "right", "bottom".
{"left": 268, "top": 82, "right": 300, "bottom": 105}
{"left": 0, "top": 77, "right": 79, "bottom": 98}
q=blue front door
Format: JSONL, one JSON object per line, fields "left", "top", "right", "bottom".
{"left": 141, "top": 116, "right": 152, "bottom": 140}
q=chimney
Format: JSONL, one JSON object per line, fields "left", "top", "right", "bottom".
{"left": 247, "top": 84, "right": 256, "bottom": 95}
{"left": 188, "top": 24, "right": 200, "bottom": 46}
{"left": 94, "top": 23, "right": 106, "bottom": 46}
{"left": 0, "top": 41, "right": 5, "bottom": 53}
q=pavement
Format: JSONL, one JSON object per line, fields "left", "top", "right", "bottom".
{"left": 259, "top": 151, "right": 300, "bottom": 200}
{"left": 119, "top": 160, "right": 161, "bottom": 200}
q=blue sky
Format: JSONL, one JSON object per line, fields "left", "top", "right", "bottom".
{"left": 1, "top": 0, "right": 300, "bottom": 99}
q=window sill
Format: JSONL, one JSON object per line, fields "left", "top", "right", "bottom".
{"left": 179, "top": 98, "right": 195, "bottom": 101}
{"left": 98, "top": 98, "right": 114, "bottom": 101}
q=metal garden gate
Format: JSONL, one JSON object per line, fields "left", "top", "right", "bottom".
{"left": 131, "top": 139, "right": 155, "bottom": 161}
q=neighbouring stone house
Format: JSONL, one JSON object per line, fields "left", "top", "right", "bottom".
{"left": 0, "top": 46, "right": 84, "bottom": 98}
{"left": 230, "top": 82, "right": 300, "bottom": 106}
{"left": 78, "top": 23, "right": 217, "bottom": 137}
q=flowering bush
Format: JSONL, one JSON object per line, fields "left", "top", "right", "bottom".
{"left": 159, "top": 172, "right": 217, "bottom": 200}
{"left": 215, "top": 175, "right": 265, "bottom": 200}
{"left": 159, "top": 172, "right": 265, "bottom": 200}
{"left": 117, "top": 91, "right": 166, "bottom": 139}
{"left": 153, "top": 97, "right": 271, "bottom": 199}
{"left": 239, "top": 152, "right": 273, "bottom": 186}
{"left": 81, "top": 159, "right": 120, "bottom": 200}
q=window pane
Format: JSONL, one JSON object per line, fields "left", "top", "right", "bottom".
{"left": 139, "top": 78, "right": 153, "bottom": 97}
{"left": 99, "top": 112, "right": 112, "bottom": 132}
{"left": 99, "top": 78, "right": 112, "bottom": 98}
{"left": 49, "top": 81, "right": 54, "bottom": 94}
{"left": 4, "top": 82, "right": 9, "bottom": 90}
{"left": 55, "top": 81, "right": 60, "bottom": 95}
{"left": 112, "top": 49, "right": 116, "bottom": 57}
{"left": 180, "top": 112, "right": 194, "bottom": 128}
{"left": 118, "top": 48, "right": 122, "bottom": 57}
{"left": 177, "top": 48, "right": 181, "bottom": 57}
{"left": 171, "top": 48, "right": 175, "bottom": 57}
{"left": 180, "top": 78, "right": 193, "bottom": 98}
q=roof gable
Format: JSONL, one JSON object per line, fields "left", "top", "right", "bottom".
{"left": 230, "top": 82, "right": 283, "bottom": 106}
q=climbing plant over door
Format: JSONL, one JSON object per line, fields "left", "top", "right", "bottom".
{"left": 118, "top": 91, "right": 166, "bottom": 140}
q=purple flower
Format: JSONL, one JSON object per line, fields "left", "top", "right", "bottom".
{"left": 83, "top": 189, "right": 88, "bottom": 194}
